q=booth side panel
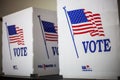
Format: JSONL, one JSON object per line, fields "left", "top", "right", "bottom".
{"left": 2, "top": 7, "right": 34, "bottom": 76}
{"left": 33, "top": 8, "right": 59, "bottom": 76}
{"left": 57, "top": 0, "right": 120, "bottom": 79}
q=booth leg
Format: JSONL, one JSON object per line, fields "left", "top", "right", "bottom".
{"left": 30, "top": 74, "right": 38, "bottom": 78}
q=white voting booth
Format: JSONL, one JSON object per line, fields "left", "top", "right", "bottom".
{"left": 57, "top": 0, "right": 120, "bottom": 79}
{"left": 2, "top": 7, "right": 59, "bottom": 77}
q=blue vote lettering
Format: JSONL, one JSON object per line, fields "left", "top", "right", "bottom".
{"left": 89, "top": 40, "right": 96, "bottom": 53}
{"left": 52, "top": 47, "right": 59, "bottom": 56}
{"left": 13, "top": 47, "right": 27, "bottom": 57}
{"left": 82, "top": 39, "right": 111, "bottom": 53}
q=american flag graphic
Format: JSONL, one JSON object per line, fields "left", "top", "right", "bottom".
{"left": 7, "top": 25, "right": 24, "bottom": 45}
{"left": 42, "top": 21, "right": 58, "bottom": 41}
{"left": 67, "top": 9, "right": 105, "bottom": 37}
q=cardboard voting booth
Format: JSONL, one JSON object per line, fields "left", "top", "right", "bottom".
{"left": 57, "top": 0, "right": 120, "bottom": 79}
{"left": 2, "top": 7, "right": 59, "bottom": 77}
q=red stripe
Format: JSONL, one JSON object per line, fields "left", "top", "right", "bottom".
{"left": 45, "top": 36, "right": 58, "bottom": 38}
{"left": 74, "top": 30, "right": 93, "bottom": 35}
{"left": 99, "top": 30, "right": 104, "bottom": 33}
{"left": 45, "top": 34, "right": 58, "bottom": 36}
{"left": 94, "top": 20, "right": 101, "bottom": 22}
{"left": 91, "top": 33, "right": 99, "bottom": 36}
{"left": 72, "top": 23, "right": 93, "bottom": 28}
{"left": 94, "top": 17, "right": 101, "bottom": 20}
{"left": 46, "top": 39, "right": 58, "bottom": 41}
{"left": 73, "top": 27, "right": 95, "bottom": 31}
{"left": 98, "top": 27, "right": 103, "bottom": 29}
{"left": 84, "top": 11, "right": 92, "bottom": 14}
{"left": 99, "top": 34, "right": 105, "bottom": 36}
{"left": 93, "top": 14, "right": 100, "bottom": 16}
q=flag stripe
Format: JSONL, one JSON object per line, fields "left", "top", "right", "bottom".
{"left": 93, "top": 13, "right": 105, "bottom": 36}
{"left": 74, "top": 30, "right": 93, "bottom": 35}
{"left": 45, "top": 32, "right": 58, "bottom": 41}
{"left": 46, "top": 39, "right": 58, "bottom": 41}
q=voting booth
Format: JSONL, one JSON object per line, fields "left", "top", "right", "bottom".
{"left": 2, "top": 7, "right": 59, "bottom": 77}
{"left": 57, "top": 0, "right": 120, "bottom": 79}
